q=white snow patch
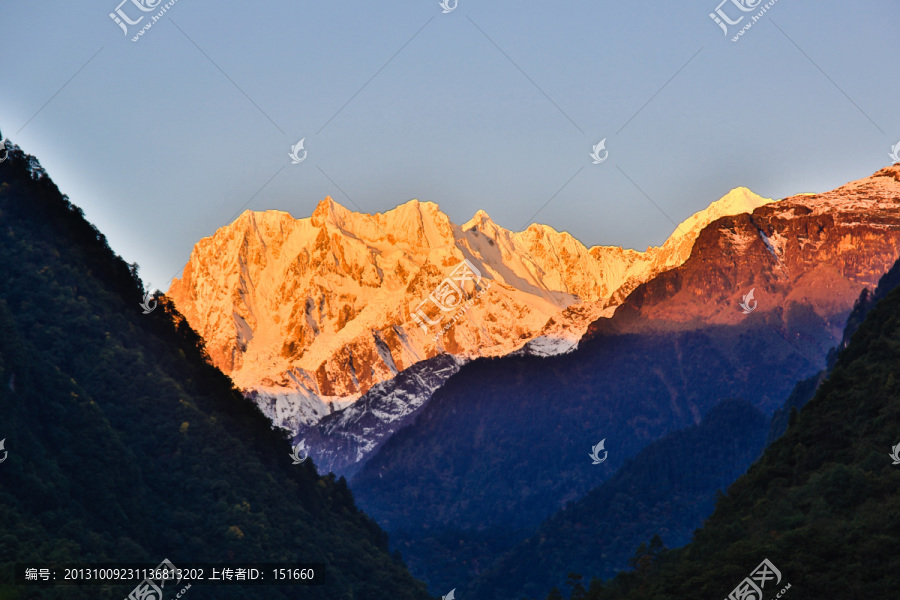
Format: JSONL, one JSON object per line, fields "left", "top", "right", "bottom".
{"left": 518, "top": 336, "right": 580, "bottom": 357}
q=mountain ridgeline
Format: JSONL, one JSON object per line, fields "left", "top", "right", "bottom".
{"left": 349, "top": 166, "right": 900, "bottom": 592}
{"left": 0, "top": 142, "right": 429, "bottom": 599}
{"left": 545, "top": 237, "right": 900, "bottom": 600}
{"left": 166, "top": 188, "right": 773, "bottom": 443}
{"left": 474, "top": 252, "right": 900, "bottom": 600}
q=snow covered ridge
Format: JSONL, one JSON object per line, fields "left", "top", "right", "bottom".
{"left": 292, "top": 354, "right": 465, "bottom": 477}
{"left": 167, "top": 188, "right": 773, "bottom": 432}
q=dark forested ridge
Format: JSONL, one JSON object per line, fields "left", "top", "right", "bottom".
{"left": 539, "top": 261, "right": 900, "bottom": 600}
{"left": 351, "top": 311, "right": 828, "bottom": 592}
{"left": 0, "top": 142, "right": 430, "bottom": 600}
{"left": 466, "top": 399, "right": 768, "bottom": 600}
{"left": 767, "top": 256, "right": 900, "bottom": 445}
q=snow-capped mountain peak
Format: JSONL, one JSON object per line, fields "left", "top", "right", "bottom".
{"left": 168, "top": 188, "right": 773, "bottom": 432}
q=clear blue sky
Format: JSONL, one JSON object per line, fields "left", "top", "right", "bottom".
{"left": 2, "top": 0, "right": 898, "bottom": 290}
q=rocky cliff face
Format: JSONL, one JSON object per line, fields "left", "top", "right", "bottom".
{"left": 167, "top": 189, "right": 772, "bottom": 430}
{"left": 610, "top": 166, "right": 900, "bottom": 333}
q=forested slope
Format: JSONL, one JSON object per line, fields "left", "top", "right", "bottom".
{"left": 0, "top": 142, "right": 429, "bottom": 600}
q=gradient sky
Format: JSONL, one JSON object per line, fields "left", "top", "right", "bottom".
{"left": 1, "top": 0, "right": 898, "bottom": 289}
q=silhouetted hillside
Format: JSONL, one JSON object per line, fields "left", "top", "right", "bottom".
{"left": 0, "top": 140, "right": 430, "bottom": 600}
